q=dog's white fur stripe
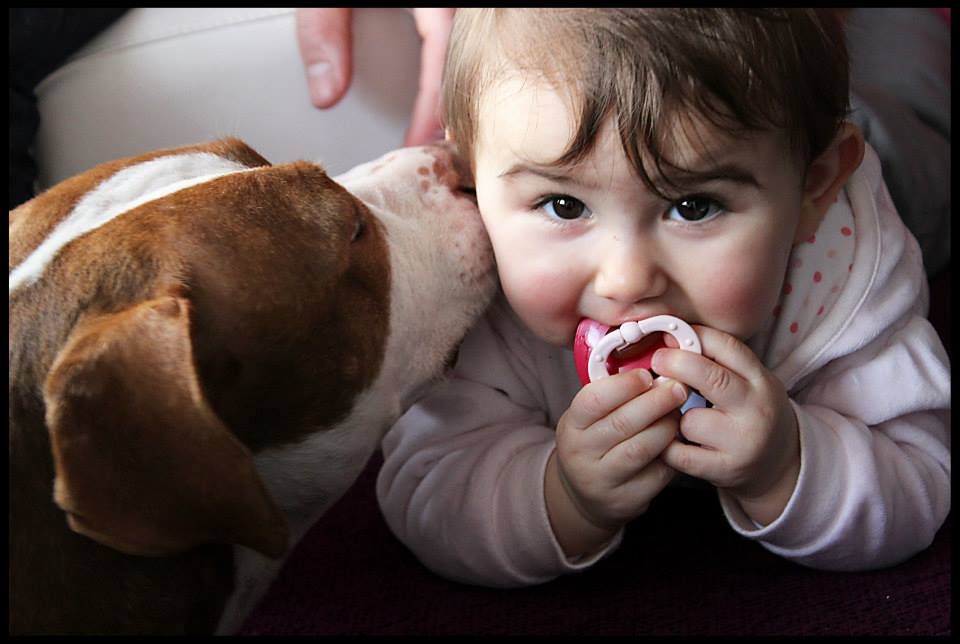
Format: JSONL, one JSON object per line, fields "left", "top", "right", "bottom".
{"left": 9, "top": 153, "right": 252, "bottom": 295}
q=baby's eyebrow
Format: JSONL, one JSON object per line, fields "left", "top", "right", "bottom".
{"left": 657, "top": 161, "right": 762, "bottom": 191}
{"left": 497, "top": 159, "right": 762, "bottom": 193}
{"left": 497, "top": 162, "right": 599, "bottom": 190}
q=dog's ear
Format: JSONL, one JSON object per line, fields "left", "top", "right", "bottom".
{"left": 43, "top": 296, "right": 288, "bottom": 559}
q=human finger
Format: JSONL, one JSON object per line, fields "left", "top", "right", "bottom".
{"left": 692, "top": 325, "right": 768, "bottom": 382}
{"left": 673, "top": 405, "right": 731, "bottom": 452}
{"left": 404, "top": 8, "right": 456, "bottom": 146}
{"left": 661, "top": 433, "right": 723, "bottom": 482}
{"left": 602, "top": 412, "right": 680, "bottom": 483}
{"left": 591, "top": 377, "right": 688, "bottom": 449}
{"left": 651, "top": 329, "right": 754, "bottom": 409}
{"left": 296, "top": 8, "right": 353, "bottom": 108}
{"left": 610, "top": 456, "right": 676, "bottom": 515}
{"left": 563, "top": 369, "right": 654, "bottom": 432}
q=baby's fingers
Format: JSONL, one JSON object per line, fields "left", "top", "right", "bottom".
{"left": 603, "top": 412, "right": 680, "bottom": 485}
{"left": 565, "top": 369, "right": 654, "bottom": 431}
{"left": 593, "top": 378, "right": 688, "bottom": 448}
{"left": 661, "top": 438, "right": 723, "bottom": 484}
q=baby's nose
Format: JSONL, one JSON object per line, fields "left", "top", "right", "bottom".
{"left": 594, "top": 245, "right": 668, "bottom": 303}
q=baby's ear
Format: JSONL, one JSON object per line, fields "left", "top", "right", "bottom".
{"left": 794, "top": 123, "right": 865, "bottom": 244}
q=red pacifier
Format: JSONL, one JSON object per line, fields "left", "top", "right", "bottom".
{"left": 574, "top": 315, "right": 701, "bottom": 384}
{"left": 573, "top": 315, "right": 707, "bottom": 413}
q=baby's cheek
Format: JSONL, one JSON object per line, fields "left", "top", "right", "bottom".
{"left": 500, "top": 264, "right": 581, "bottom": 344}
{"left": 695, "top": 264, "right": 781, "bottom": 336}
{"left": 505, "top": 269, "right": 573, "bottom": 314}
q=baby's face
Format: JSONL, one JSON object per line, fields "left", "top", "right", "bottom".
{"left": 471, "top": 74, "right": 820, "bottom": 347}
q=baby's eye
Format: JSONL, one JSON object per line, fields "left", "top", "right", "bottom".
{"left": 666, "top": 195, "right": 724, "bottom": 223}
{"left": 537, "top": 195, "right": 592, "bottom": 221}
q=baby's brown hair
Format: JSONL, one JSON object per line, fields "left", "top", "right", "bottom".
{"left": 442, "top": 8, "right": 849, "bottom": 193}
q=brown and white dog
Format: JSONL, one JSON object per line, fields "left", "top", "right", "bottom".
{"left": 9, "top": 138, "right": 496, "bottom": 634}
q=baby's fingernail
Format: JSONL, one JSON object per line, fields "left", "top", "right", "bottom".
{"left": 672, "top": 382, "right": 688, "bottom": 402}
{"left": 633, "top": 368, "right": 653, "bottom": 388}
{"left": 651, "top": 349, "right": 667, "bottom": 373}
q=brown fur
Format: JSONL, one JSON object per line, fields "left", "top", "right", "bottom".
{"left": 9, "top": 139, "right": 391, "bottom": 634}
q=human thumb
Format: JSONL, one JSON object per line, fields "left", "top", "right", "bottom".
{"left": 296, "top": 8, "right": 353, "bottom": 108}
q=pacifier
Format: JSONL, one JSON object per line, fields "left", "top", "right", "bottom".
{"left": 573, "top": 315, "right": 707, "bottom": 413}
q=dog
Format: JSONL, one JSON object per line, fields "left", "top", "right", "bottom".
{"left": 9, "top": 138, "right": 496, "bottom": 634}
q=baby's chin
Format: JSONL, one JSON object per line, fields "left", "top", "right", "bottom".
{"left": 501, "top": 301, "right": 575, "bottom": 347}
{"left": 539, "top": 331, "right": 578, "bottom": 350}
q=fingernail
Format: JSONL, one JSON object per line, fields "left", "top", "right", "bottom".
{"left": 672, "top": 381, "right": 688, "bottom": 402}
{"left": 651, "top": 349, "right": 666, "bottom": 373}
{"left": 306, "top": 61, "right": 339, "bottom": 105}
{"left": 636, "top": 368, "right": 653, "bottom": 388}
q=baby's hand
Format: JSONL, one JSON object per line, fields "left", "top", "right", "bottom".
{"left": 548, "top": 368, "right": 687, "bottom": 555}
{"left": 654, "top": 325, "right": 800, "bottom": 526}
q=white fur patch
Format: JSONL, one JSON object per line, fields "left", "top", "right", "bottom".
{"left": 9, "top": 153, "right": 252, "bottom": 295}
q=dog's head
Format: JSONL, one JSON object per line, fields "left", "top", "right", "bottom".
{"left": 9, "top": 138, "right": 495, "bottom": 562}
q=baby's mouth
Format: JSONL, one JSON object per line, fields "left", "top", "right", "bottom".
{"left": 612, "top": 331, "right": 671, "bottom": 373}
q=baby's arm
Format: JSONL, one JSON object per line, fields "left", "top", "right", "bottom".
{"left": 721, "top": 313, "right": 950, "bottom": 570}
{"left": 376, "top": 307, "right": 623, "bottom": 587}
{"left": 377, "top": 378, "right": 565, "bottom": 586}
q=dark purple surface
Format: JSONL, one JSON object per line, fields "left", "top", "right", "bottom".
{"left": 241, "top": 271, "right": 952, "bottom": 636}
{"left": 241, "top": 451, "right": 951, "bottom": 636}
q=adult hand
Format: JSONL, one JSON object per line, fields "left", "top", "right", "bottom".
{"left": 296, "top": 8, "right": 455, "bottom": 147}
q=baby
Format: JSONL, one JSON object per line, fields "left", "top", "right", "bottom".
{"left": 377, "top": 8, "right": 951, "bottom": 586}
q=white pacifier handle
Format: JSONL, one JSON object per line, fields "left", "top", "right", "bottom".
{"left": 587, "top": 315, "right": 702, "bottom": 382}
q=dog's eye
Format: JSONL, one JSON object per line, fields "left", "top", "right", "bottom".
{"left": 351, "top": 216, "right": 366, "bottom": 242}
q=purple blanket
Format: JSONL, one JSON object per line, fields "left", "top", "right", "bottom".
{"left": 242, "top": 455, "right": 951, "bottom": 636}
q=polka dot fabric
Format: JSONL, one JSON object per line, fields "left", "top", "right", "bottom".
{"left": 761, "top": 192, "right": 857, "bottom": 367}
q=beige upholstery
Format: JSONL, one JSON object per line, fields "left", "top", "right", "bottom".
{"left": 33, "top": 8, "right": 422, "bottom": 188}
